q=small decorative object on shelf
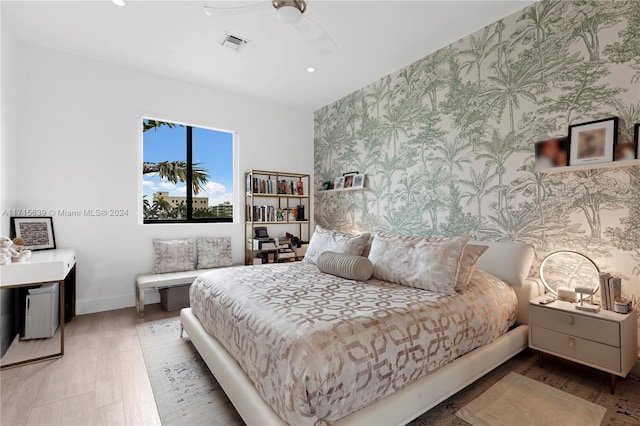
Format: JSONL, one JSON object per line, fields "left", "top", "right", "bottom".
{"left": 244, "top": 170, "right": 310, "bottom": 265}
{"left": 319, "top": 173, "right": 366, "bottom": 192}
{"left": 568, "top": 116, "right": 618, "bottom": 166}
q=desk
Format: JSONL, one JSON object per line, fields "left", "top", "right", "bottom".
{"left": 0, "top": 249, "right": 76, "bottom": 369}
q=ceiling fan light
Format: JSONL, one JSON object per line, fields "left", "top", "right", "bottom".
{"left": 277, "top": 5, "right": 302, "bottom": 24}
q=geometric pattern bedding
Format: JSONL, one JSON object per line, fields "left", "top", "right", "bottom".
{"left": 190, "top": 262, "right": 517, "bottom": 425}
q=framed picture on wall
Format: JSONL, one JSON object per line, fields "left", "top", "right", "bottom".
{"left": 568, "top": 117, "right": 618, "bottom": 166}
{"left": 614, "top": 123, "right": 638, "bottom": 161}
{"left": 352, "top": 174, "right": 365, "bottom": 188}
{"left": 343, "top": 174, "right": 355, "bottom": 189}
{"left": 534, "top": 137, "right": 569, "bottom": 170}
{"left": 334, "top": 177, "right": 344, "bottom": 190}
{"left": 10, "top": 217, "right": 56, "bottom": 251}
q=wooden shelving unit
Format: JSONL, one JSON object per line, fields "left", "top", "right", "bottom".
{"left": 244, "top": 170, "right": 311, "bottom": 265}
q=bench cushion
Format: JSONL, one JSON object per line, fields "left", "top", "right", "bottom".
{"left": 137, "top": 268, "right": 222, "bottom": 289}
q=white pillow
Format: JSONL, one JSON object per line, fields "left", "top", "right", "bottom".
{"left": 471, "top": 240, "right": 535, "bottom": 287}
{"left": 196, "top": 237, "right": 232, "bottom": 269}
{"left": 455, "top": 244, "right": 489, "bottom": 292}
{"left": 303, "top": 225, "right": 369, "bottom": 265}
{"left": 368, "top": 233, "right": 469, "bottom": 295}
{"left": 153, "top": 238, "right": 195, "bottom": 274}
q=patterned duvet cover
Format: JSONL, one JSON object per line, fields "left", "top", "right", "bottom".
{"left": 190, "top": 262, "right": 517, "bottom": 425}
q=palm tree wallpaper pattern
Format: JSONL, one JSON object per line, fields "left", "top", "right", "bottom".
{"left": 313, "top": 0, "right": 640, "bottom": 301}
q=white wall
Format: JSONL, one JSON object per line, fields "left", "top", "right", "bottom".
{"left": 10, "top": 43, "right": 313, "bottom": 314}
{"left": 1, "top": 3, "right": 18, "bottom": 235}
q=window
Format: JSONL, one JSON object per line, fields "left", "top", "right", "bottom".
{"left": 142, "top": 118, "right": 234, "bottom": 223}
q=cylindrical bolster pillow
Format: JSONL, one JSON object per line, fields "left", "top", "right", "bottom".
{"left": 317, "top": 251, "right": 373, "bottom": 281}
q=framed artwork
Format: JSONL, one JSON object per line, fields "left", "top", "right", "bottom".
{"left": 614, "top": 124, "right": 637, "bottom": 160}
{"left": 534, "top": 137, "right": 569, "bottom": 170}
{"left": 568, "top": 117, "right": 618, "bottom": 166}
{"left": 334, "top": 177, "right": 344, "bottom": 190}
{"left": 352, "top": 174, "right": 365, "bottom": 188}
{"left": 343, "top": 174, "right": 355, "bottom": 189}
{"left": 10, "top": 217, "right": 56, "bottom": 251}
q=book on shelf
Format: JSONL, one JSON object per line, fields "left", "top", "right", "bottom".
{"left": 598, "top": 272, "right": 611, "bottom": 310}
{"left": 598, "top": 272, "right": 622, "bottom": 311}
{"left": 247, "top": 175, "right": 305, "bottom": 196}
{"left": 608, "top": 276, "right": 622, "bottom": 311}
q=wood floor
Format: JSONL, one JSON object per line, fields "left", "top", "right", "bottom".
{"left": 0, "top": 304, "right": 175, "bottom": 426}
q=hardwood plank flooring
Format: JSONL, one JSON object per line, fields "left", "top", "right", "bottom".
{"left": 1, "top": 304, "right": 173, "bottom": 426}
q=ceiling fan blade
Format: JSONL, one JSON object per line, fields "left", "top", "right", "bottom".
{"left": 203, "top": 2, "right": 271, "bottom": 17}
{"left": 292, "top": 15, "right": 337, "bottom": 55}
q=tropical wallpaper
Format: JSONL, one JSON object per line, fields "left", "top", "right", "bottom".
{"left": 314, "top": 0, "right": 640, "bottom": 303}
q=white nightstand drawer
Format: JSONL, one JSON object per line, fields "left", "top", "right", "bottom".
{"left": 531, "top": 326, "right": 621, "bottom": 372}
{"left": 529, "top": 304, "right": 619, "bottom": 347}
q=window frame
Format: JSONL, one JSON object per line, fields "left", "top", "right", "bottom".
{"left": 142, "top": 119, "right": 234, "bottom": 225}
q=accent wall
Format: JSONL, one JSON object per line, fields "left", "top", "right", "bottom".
{"left": 314, "top": 0, "right": 640, "bottom": 302}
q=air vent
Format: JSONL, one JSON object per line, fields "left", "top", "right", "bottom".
{"left": 219, "top": 32, "right": 249, "bottom": 52}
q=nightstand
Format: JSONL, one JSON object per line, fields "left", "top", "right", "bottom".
{"left": 529, "top": 295, "right": 638, "bottom": 393}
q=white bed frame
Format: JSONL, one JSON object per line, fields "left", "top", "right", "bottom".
{"left": 180, "top": 242, "right": 544, "bottom": 425}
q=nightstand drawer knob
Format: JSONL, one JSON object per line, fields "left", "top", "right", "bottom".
{"left": 567, "top": 316, "right": 574, "bottom": 325}
{"left": 568, "top": 338, "right": 575, "bottom": 348}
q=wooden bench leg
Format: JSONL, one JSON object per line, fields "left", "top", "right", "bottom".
{"left": 138, "top": 288, "right": 145, "bottom": 318}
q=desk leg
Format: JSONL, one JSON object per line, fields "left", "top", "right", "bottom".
{"left": 59, "top": 279, "right": 65, "bottom": 356}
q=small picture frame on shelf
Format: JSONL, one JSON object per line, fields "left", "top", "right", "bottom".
{"left": 614, "top": 131, "right": 637, "bottom": 161}
{"left": 352, "top": 174, "right": 365, "bottom": 188}
{"left": 334, "top": 177, "right": 344, "bottom": 190}
{"left": 568, "top": 117, "right": 617, "bottom": 166}
{"left": 343, "top": 174, "right": 355, "bottom": 189}
{"left": 10, "top": 216, "right": 56, "bottom": 251}
{"left": 535, "top": 137, "right": 569, "bottom": 170}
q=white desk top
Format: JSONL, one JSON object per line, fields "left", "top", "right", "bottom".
{"left": 0, "top": 249, "right": 76, "bottom": 287}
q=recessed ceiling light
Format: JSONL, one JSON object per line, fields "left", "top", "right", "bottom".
{"left": 306, "top": 67, "right": 316, "bottom": 73}
{"left": 112, "top": 0, "right": 125, "bottom": 6}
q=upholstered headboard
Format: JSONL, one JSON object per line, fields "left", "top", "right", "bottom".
{"left": 470, "top": 240, "right": 544, "bottom": 325}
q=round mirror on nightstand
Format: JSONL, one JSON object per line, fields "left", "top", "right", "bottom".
{"left": 539, "top": 250, "right": 601, "bottom": 295}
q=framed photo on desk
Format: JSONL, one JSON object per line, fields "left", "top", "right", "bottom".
{"left": 10, "top": 217, "right": 56, "bottom": 250}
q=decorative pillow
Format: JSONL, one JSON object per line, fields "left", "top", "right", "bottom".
{"left": 455, "top": 244, "right": 489, "bottom": 293}
{"left": 303, "top": 226, "right": 369, "bottom": 265}
{"left": 317, "top": 251, "right": 373, "bottom": 281}
{"left": 368, "top": 233, "right": 469, "bottom": 295}
{"left": 196, "top": 237, "right": 233, "bottom": 269}
{"left": 153, "top": 238, "right": 195, "bottom": 274}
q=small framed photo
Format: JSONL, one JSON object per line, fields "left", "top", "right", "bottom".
{"left": 10, "top": 217, "right": 56, "bottom": 251}
{"left": 568, "top": 117, "right": 618, "bottom": 166}
{"left": 614, "top": 126, "right": 637, "bottom": 161}
{"left": 334, "top": 177, "right": 344, "bottom": 190}
{"left": 535, "top": 137, "right": 569, "bottom": 170}
{"left": 352, "top": 174, "right": 365, "bottom": 188}
{"left": 343, "top": 174, "right": 355, "bottom": 189}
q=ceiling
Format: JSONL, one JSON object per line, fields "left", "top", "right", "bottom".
{"left": 2, "top": 0, "right": 533, "bottom": 112}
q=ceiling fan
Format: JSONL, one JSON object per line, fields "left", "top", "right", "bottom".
{"left": 203, "top": 1, "right": 337, "bottom": 55}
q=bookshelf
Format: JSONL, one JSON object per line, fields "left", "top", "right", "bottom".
{"left": 244, "top": 170, "right": 311, "bottom": 265}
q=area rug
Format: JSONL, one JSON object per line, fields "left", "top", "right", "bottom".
{"left": 456, "top": 372, "right": 606, "bottom": 426}
{"left": 138, "top": 317, "right": 638, "bottom": 425}
{"left": 137, "top": 317, "right": 242, "bottom": 426}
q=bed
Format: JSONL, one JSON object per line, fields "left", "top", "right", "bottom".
{"left": 180, "top": 240, "right": 542, "bottom": 425}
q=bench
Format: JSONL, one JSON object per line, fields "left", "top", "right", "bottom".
{"left": 136, "top": 267, "right": 233, "bottom": 317}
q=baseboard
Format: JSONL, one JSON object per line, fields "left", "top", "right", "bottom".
{"left": 76, "top": 290, "right": 160, "bottom": 315}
